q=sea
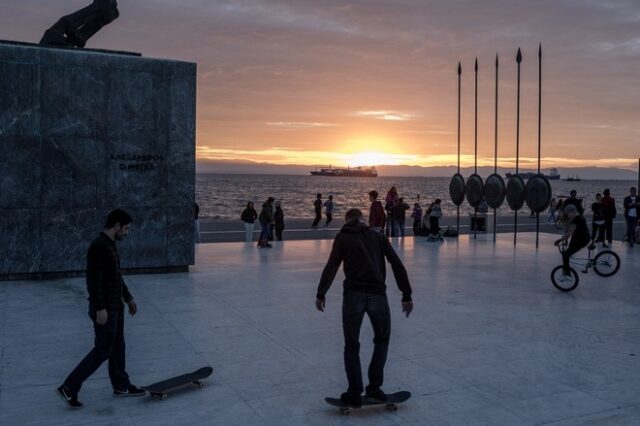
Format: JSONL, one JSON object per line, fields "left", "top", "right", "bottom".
{"left": 196, "top": 174, "right": 636, "bottom": 220}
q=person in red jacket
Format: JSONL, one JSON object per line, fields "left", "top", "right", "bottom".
{"left": 368, "top": 190, "right": 386, "bottom": 232}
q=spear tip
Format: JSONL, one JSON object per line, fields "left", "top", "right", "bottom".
{"left": 495, "top": 53, "right": 499, "bottom": 66}
{"left": 474, "top": 58, "right": 478, "bottom": 71}
{"left": 516, "top": 48, "right": 522, "bottom": 63}
{"left": 539, "top": 43, "right": 542, "bottom": 57}
{"left": 458, "top": 62, "right": 461, "bottom": 74}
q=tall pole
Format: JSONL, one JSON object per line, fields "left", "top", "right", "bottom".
{"left": 494, "top": 53, "right": 499, "bottom": 242}
{"left": 514, "top": 48, "right": 522, "bottom": 246}
{"left": 474, "top": 58, "right": 478, "bottom": 240}
{"left": 457, "top": 62, "right": 461, "bottom": 233}
{"left": 536, "top": 44, "right": 542, "bottom": 248}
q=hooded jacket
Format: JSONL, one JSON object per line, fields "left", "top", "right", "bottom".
{"left": 316, "top": 221, "right": 412, "bottom": 302}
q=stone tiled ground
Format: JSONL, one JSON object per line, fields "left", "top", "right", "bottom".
{"left": 1, "top": 233, "right": 639, "bottom": 425}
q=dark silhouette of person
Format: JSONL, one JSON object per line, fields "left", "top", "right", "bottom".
{"left": 40, "top": 0, "right": 120, "bottom": 48}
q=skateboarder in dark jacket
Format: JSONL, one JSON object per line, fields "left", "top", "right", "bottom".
{"left": 315, "top": 208, "right": 413, "bottom": 407}
{"left": 56, "top": 209, "right": 145, "bottom": 409}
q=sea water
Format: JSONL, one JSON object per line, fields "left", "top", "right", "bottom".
{"left": 196, "top": 174, "right": 635, "bottom": 220}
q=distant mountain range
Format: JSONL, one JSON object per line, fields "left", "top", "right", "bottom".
{"left": 197, "top": 160, "right": 638, "bottom": 180}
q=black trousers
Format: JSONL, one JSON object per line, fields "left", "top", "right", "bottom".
{"left": 591, "top": 222, "right": 605, "bottom": 242}
{"left": 342, "top": 292, "right": 390, "bottom": 397}
{"left": 325, "top": 213, "right": 333, "bottom": 227}
{"left": 312, "top": 211, "right": 322, "bottom": 227}
{"left": 63, "top": 307, "right": 130, "bottom": 394}
{"left": 429, "top": 217, "right": 440, "bottom": 235}
{"left": 275, "top": 226, "right": 284, "bottom": 241}
{"left": 604, "top": 218, "right": 613, "bottom": 243}
{"left": 562, "top": 241, "right": 588, "bottom": 274}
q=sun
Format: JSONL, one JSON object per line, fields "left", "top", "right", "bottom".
{"left": 348, "top": 152, "right": 390, "bottom": 167}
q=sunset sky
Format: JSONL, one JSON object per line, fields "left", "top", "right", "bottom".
{"left": 2, "top": 0, "right": 639, "bottom": 171}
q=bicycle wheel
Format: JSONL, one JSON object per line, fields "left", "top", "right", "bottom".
{"left": 593, "top": 250, "right": 620, "bottom": 277}
{"left": 551, "top": 266, "right": 579, "bottom": 292}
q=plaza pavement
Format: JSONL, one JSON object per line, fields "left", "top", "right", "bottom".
{"left": 1, "top": 233, "right": 639, "bottom": 425}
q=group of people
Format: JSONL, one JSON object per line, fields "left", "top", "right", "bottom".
{"left": 368, "top": 187, "right": 443, "bottom": 238}
{"left": 311, "top": 193, "right": 335, "bottom": 230}
{"left": 241, "top": 198, "right": 285, "bottom": 247}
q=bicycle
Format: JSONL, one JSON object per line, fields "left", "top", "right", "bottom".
{"left": 550, "top": 242, "right": 620, "bottom": 292}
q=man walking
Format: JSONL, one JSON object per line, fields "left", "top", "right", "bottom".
{"left": 601, "top": 189, "right": 616, "bottom": 245}
{"left": 315, "top": 208, "right": 413, "bottom": 407}
{"left": 312, "top": 193, "right": 323, "bottom": 228}
{"left": 623, "top": 187, "right": 639, "bottom": 247}
{"left": 57, "top": 209, "right": 145, "bottom": 409}
{"left": 323, "top": 195, "right": 334, "bottom": 229}
{"left": 368, "top": 191, "right": 386, "bottom": 233}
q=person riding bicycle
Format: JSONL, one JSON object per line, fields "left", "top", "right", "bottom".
{"left": 554, "top": 204, "right": 591, "bottom": 275}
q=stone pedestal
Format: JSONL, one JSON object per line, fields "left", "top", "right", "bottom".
{"left": 0, "top": 41, "right": 196, "bottom": 279}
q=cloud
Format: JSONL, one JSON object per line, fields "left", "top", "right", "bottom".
{"left": 354, "top": 111, "right": 417, "bottom": 121}
{"left": 266, "top": 121, "right": 338, "bottom": 129}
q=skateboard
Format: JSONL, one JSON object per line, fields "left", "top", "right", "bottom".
{"left": 142, "top": 366, "right": 213, "bottom": 400}
{"left": 325, "top": 391, "right": 411, "bottom": 415}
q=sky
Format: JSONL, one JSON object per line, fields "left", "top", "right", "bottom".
{"left": 2, "top": 0, "right": 639, "bottom": 172}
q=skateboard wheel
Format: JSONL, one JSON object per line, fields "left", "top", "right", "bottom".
{"left": 161, "top": 394, "right": 168, "bottom": 401}
{"left": 385, "top": 403, "right": 397, "bottom": 411}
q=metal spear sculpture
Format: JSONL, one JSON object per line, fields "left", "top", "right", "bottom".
{"left": 536, "top": 44, "right": 542, "bottom": 247}
{"left": 449, "top": 63, "right": 466, "bottom": 228}
{"left": 465, "top": 59, "right": 485, "bottom": 233}
{"left": 506, "top": 48, "right": 525, "bottom": 246}
{"left": 493, "top": 54, "right": 499, "bottom": 241}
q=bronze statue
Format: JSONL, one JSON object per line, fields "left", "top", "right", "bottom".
{"left": 40, "top": 0, "right": 119, "bottom": 48}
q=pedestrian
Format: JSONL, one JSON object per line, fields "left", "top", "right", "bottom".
{"left": 258, "top": 197, "right": 275, "bottom": 248}
{"left": 368, "top": 190, "right": 386, "bottom": 233}
{"left": 428, "top": 199, "right": 442, "bottom": 237}
{"left": 563, "top": 190, "right": 584, "bottom": 215}
{"left": 601, "top": 188, "right": 616, "bottom": 245}
{"left": 546, "top": 197, "right": 557, "bottom": 223}
{"left": 411, "top": 203, "right": 423, "bottom": 236}
{"left": 274, "top": 201, "right": 285, "bottom": 241}
{"left": 241, "top": 201, "right": 258, "bottom": 243}
{"left": 315, "top": 208, "right": 413, "bottom": 407}
{"left": 623, "top": 187, "right": 639, "bottom": 247}
{"left": 384, "top": 186, "right": 399, "bottom": 237}
{"left": 56, "top": 209, "right": 145, "bottom": 409}
{"left": 390, "top": 198, "right": 410, "bottom": 237}
{"left": 474, "top": 197, "right": 488, "bottom": 231}
{"left": 312, "top": 193, "right": 323, "bottom": 228}
{"left": 590, "top": 193, "right": 606, "bottom": 247}
{"left": 323, "top": 195, "right": 334, "bottom": 229}
{"left": 194, "top": 202, "right": 201, "bottom": 244}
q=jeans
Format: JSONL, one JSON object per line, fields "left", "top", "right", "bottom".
{"left": 244, "top": 222, "right": 255, "bottom": 242}
{"left": 392, "top": 220, "right": 405, "bottom": 237}
{"left": 342, "top": 291, "right": 391, "bottom": 396}
{"left": 562, "top": 241, "right": 587, "bottom": 274}
{"left": 194, "top": 219, "right": 200, "bottom": 243}
{"left": 63, "top": 307, "right": 130, "bottom": 394}
{"left": 626, "top": 216, "right": 638, "bottom": 244}
{"left": 325, "top": 214, "right": 333, "bottom": 228}
{"left": 258, "top": 221, "right": 270, "bottom": 243}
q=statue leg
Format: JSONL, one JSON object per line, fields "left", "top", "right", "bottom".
{"left": 72, "top": 6, "right": 120, "bottom": 47}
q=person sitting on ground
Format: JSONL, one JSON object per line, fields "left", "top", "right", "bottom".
{"left": 554, "top": 204, "right": 591, "bottom": 275}
{"left": 315, "top": 208, "right": 413, "bottom": 408}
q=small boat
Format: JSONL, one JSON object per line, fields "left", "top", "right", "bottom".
{"left": 310, "top": 165, "right": 378, "bottom": 177}
{"left": 564, "top": 174, "right": 581, "bottom": 182}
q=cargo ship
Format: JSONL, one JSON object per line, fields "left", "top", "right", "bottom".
{"left": 310, "top": 165, "right": 378, "bottom": 177}
{"left": 505, "top": 167, "right": 560, "bottom": 180}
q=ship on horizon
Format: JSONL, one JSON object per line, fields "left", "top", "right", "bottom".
{"left": 505, "top": 167, "right": 560, "bottom": 180}
{"left": 310, "top": 165, "right": 378, "bottom": 177}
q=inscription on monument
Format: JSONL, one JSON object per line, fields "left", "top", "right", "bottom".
{"left": 111, "top": 153, "right": 164, "bottom": 172}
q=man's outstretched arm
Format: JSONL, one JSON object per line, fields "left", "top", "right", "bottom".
{"left": 383, "top": 239, "right": 413, "bottom": 317}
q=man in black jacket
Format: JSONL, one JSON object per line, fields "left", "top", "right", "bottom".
{"left": 315, "top": 208, "right": 413, "bottom": 407}
{"left": 57, "top": 209, "right": 144, "bottom": 409}
{"left": 623, "top": 187, "right": 639, "bottom": 247}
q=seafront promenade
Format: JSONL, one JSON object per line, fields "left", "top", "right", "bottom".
{"left": 198, "top": 215, "right": 631, "bottom": 243}
{"left": 1, "top": 233, "right": 639, "bottom": 425}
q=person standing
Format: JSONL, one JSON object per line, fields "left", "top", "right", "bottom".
{"left": 590, "top": 194, "right": 606, "bottom": 247}
{"left": 390, "top": 198, "right": 410, "bottom": 237}
{"left": 623, "top": 187, "right": 639, "bottom": 247}
{"left": 384, "top": 187, "right": 399, "bottom": 237}
{"left": 601, "top": 189, "right": 616, "bottom": 245}
{"left": 56, "top": 209, "right": 145, "bottom": 409}
{"left": 323, "top": 195, "right": 334, "bottom": 229}
{"left": 368, "top": 190, "right": 386, "bottom": 233}
{"left": 258, "top": 197, "right": 275, "bottom": 248}
{"left": 194, "top": 202, "right": 201, "bottom": 244}
{"left": 241, "top": 201, "right": 258, "bottom": 243}
{"left": 546, "top": 197, "right": 557, "bottom": 223}
{"left": 274, "top": 201, "right": 285, "bottom": 241}
{"left": 428, "top": 199, "right": 443, "bottom": 237}
{"left": 411, "top": 203, "right": 423, "bottom": 236}
{"left": 312, "top": 193, "right": 323, "bottom": 229}
{"left": 563, "top": 190, "right": 584, "bottom": 215}
{"left": 315, "top": 208, "right": 413, "bottom": 407}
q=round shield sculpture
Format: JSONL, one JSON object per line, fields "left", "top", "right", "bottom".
{"left": 525, "top": 174, "right": 552, "bottom": 213}
{"left": 506, "top": 175, "right": 525, "bottom": 211}
{"left": 465, "top": 174, "right": 484, "bottom": 208}
{"left": 449, "top": 173, "right": 466, "bottom": 206}
{"left": 484, "top": 173, "right": 506, "bottom": 209}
